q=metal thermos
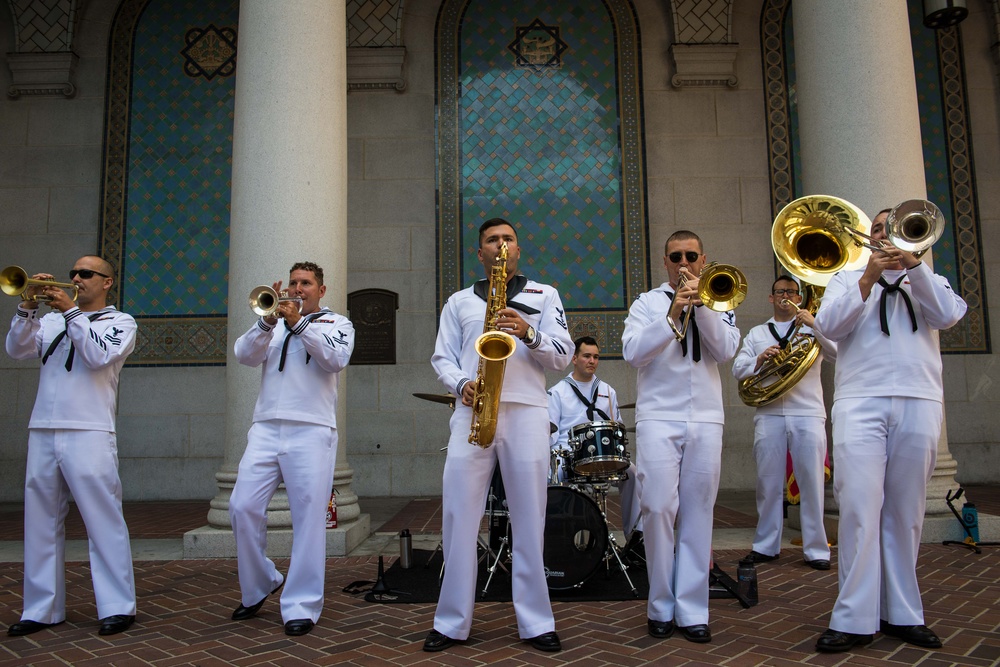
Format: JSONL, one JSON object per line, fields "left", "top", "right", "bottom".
{"left": 737, "top": 557, "right": 759, "bottom": 606}
{"left": 399, "top": 528, "right": 413, "bottom": 569}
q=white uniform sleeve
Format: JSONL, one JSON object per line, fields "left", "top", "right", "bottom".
{"left": 697, "top": 308, "right": 740, "bottom": 363}
{"left": 63, "top": 308, "right": 137, "bottom": 370}
{"left": 294, "top": 314, "right": 355, "bottom": 373}
{"left": 431, "top": 297, "right": 469, "bottom": 396}
{"left": 6, "top": 306, "right": 42, "bottom": 359}
{"left": 814, "top": 271, "right": 865, "bottom": 342}
{"left": 812, "top": 327, "right": 838, "bottom": 364}
{"left": 905, "top": 262, "right": 967, "bottom": 330}
{"left": 622, "top": 293, "right": 675, "bottom": 368}
{"left": 234, "top": 318, "right": 275, "bottom": 368}
{"left": 608, "top": 383, "right": 622, "bottom": 422}
{"left": 732, "top": 327, "right": 764, "bottom": 380}
{"left": 523, "top": 289, "right": 573, "bottom": 371}
{"left": 547, "top": 387, "right": 563, "bottom": 447}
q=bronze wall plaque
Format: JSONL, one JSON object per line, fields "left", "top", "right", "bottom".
{"left": 347, "top": 288, "right": 399, "bottom": 365}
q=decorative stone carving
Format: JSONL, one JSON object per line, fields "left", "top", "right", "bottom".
{"left": 669, "top": 43, "right": 738, "bottom": 88}
{"left": 347, "top": 46, "right": 406, "bottom": 92}
{"left": 6, "top": 51, "right": 79, "bottom": 98}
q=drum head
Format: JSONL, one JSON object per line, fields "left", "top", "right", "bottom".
{"left": 543, "top": 486, "right": 607, "bottom": 590}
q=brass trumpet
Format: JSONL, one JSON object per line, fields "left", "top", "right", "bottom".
{"left": 1, "top": 265, "right": 79, "bottom": 302}
{"left": 668, "top": 262, "right": 747, "bottom": 341}
{"left": 248, "top": 285, "right": 303, "bottom": 318}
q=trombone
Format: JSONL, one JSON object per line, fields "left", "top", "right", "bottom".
{"left": 1, "top": 265, "right": 79, "bottom": 302}
{"left": 248, "top": 285, "right": 303, "bottom": 318}
{"left": 668, "top": 262, "right": 747, "bottom": 341}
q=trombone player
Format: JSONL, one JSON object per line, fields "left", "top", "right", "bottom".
{"left": 5, "top": 257, "right": 138, "bottom": 637}
{"left": 622, "top": 231, "right": 741, "bottom": 643}
{"left": 228, "top": 261, "right": 354, "bottom": 636}
{"left": 813, "top": 207, "right": 966, "bottom": 653}
{"left": 732, "top": 276, "right": 836, "bottom": 570}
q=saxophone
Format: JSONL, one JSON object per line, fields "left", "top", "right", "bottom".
{"left": 468, "top": 242, "right": 518, "bottom": 448}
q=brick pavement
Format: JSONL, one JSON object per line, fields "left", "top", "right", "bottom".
{"left": 0, "top": 487, "right": 998, "bottom": 666}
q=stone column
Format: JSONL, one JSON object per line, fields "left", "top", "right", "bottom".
{"left": 185, "top": 0, "right": 368, "bottom": 557}
{"left": 792, "top": 0, "right": 959, "bottom": 523}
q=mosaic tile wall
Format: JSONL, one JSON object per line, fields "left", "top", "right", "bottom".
{"left": 436, "top": 0, "right": 648, "bottom": 356}
{"left": 763, "top": 0, "right": 989, "bottom": 353}
{"left": 100, "top": 0, "right": 237, "bottom": 365}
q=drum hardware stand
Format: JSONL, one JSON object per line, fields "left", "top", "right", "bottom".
{"left": 586, "top": 480, "right": 639, "bottom": 598}
{"left": 479, "top": 478, "right": 511, "bottom": 595}
{"left": 942, "top": 487, "right": 998, "bottom": 554}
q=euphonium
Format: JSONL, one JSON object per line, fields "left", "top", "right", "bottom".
{"left": 468, "top": 242, "right": 517, "bottom": 448}
{"left": 737, "top": 285, "right": 822, "bottom": 408}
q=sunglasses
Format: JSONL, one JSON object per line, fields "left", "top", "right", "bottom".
{"left": 70, "top": 269, "right": 110, "bottom": 280}
{"left": 773, "top": 289, "right": 800, "bottom": 296}
{"left": 668, "top": 251, "right": 701, "bottom": 264}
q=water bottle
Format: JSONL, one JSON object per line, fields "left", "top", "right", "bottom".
{"left": 399, "top": 529, "right": 413, "bottom": 569}
{"left": 962, "top": 502, "right": 980, "bottom": 543}
{"left": 737, "top": 558, "right": 759, "bottom": 607}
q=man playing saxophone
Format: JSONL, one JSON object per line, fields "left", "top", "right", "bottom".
{"left": 732, "top": 276, "right": 836, "bottom": 570}
{"left": 424, "top": 217, "right": 572, "bottom": 653}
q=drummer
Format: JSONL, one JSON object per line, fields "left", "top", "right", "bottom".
{"left": 547, "top": 336, "right": 643, "bottom": 543}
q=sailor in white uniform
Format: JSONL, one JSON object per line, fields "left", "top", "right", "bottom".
{"left": 732, "top": 275, "right": 836, "bottom": 570}
{"left": 228, "top": 261, "right": 354, "bottom": 637}
{"left": 547, "top": 336, "right": 643, "bottom": 539}
{"left": 622, "top": 231, "right": 740, "bottom": 644}
{"left": 424, "top": 218, "right": 572, "bottom": 653}
{"left": 6, "top": 256, "right": 138, "bottom": 637}
{"left": 813, "top": 209, "right": 966, "bottom": 653}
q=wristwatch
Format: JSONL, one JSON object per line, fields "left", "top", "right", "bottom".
{"left": 523, "top": 325, "right": 537, "bottom": 345}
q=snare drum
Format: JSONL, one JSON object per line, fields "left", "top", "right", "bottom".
{"left": 568, "top": 420, "right": 630, "bottom": 477}
{"left": 543, "top": 486, "right": 607, "bottom": 589}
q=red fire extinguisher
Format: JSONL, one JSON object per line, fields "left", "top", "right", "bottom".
{"left": 326, "top": 488, "right": 337, "bottom": 529}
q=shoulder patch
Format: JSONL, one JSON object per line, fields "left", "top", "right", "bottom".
{"left": 522, "top": 288, "right": 543, "bottom": 294}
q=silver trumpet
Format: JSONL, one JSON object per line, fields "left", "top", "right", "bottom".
{"left": 248, "top": 285, "right": 302, "bottom": 318}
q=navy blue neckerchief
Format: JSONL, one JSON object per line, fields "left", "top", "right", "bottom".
{"left": 877, "top": 275, "right": 918, "bottom": 336}
{"left": 473, "top": 274, "right": 540, "bottom": 315}
{"left": 566, "top": 378, "right": 611, "bottom": 421}
{"left": 42, "top": 311, "right": 106, "bottom": 371}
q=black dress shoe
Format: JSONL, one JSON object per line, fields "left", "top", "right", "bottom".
{"left": 744, "top": 550, "right": 779, "bottom": 564}
{"left": 647, "top": 619, "right": 675, "bottom": 639}
{"left": 679, "top": 624, "right": 712, "bottom": 643}
{"left": 805, "top": 559, "right": 831, "bottom": 570}
{"left": 284, "top": 619, "right": 314, "bottom": 636}
{"left": 231, "top": 581, "right": 283, "bottom": 621}
{"left": 7, "top": 620, "right": 62, "bottom": 636}
{"left": 526, "top": 631, "right": 561, "bottom": 652}
{"left": 815, "top": 628, "right": 874, "bottom": 652}
{"left": 423, "top": 629, "right": 463, "bottom": 652}
{"left": 98, "top": 615, "right": 135, "bottom": 636}
{"left": 880, "top": 621, "right": 942, "bottom": 648}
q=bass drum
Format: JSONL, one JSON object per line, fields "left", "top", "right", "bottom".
{"left": 543, "top": 486, "right": 607, "bottom": 590}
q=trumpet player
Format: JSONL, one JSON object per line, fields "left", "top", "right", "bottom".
{"left": 5, "top": 256, "right": 138, "bottom": 637}
{"left": 732, "top": 276, "right": 836, "bottom": 571}
{"left": 622, "top": 231, "right": 741, "bottom": 643}
{"left": 812, "top": 209, "right": 967, "bottom": 653}
{"left": 228, "top": 261, "right": 354, "bottom": 636}
{"left": 424, "top": 218, "right": 572, "bottom": 653}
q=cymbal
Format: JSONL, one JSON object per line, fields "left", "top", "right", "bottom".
{"left": 413, "top": 392, "right": 456, "bottom": 407}
{"left": 619, "top": 402, "right": 636, "bottom": 409}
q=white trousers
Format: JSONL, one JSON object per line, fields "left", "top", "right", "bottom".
{"left": 636, "top": 420, "right": 722, "bottom": 627}
{"left": 550, "top": 452, "right": 644, "bottom": 536}
{"left": 22, "top": 429, "right": 136, "bottom": 623}
{"left": 751, "top": 414, "right": 829, "bottom": 561}
{"left": 229, "top": 420, "right": 336, "bottom": 624}
{"left": 434, "top": 403, "right": 555, "bottom": 641}
{"left": 829, "top": 397, "right": 941, "bottom": 635}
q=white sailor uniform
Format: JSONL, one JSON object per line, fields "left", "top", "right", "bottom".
{"left": 431, "top": 276, "right": 572, "bottom": 641}
{"left": 230, "top": 308, "right": 354, "bottom": 624}
{"left": 622, "top": 283, "right": 740, "bottom": 627}
{"left": 732, "top": 318, "right": 836, "bottom": 562}
{"left": 6, "top": 304, "right": 138, "bottom": 624}
{"left": 814, "top": 263, "right": 966, "bottom": 635}
{"left": 546, "top": 375, "right": 643, "bottom": 535}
